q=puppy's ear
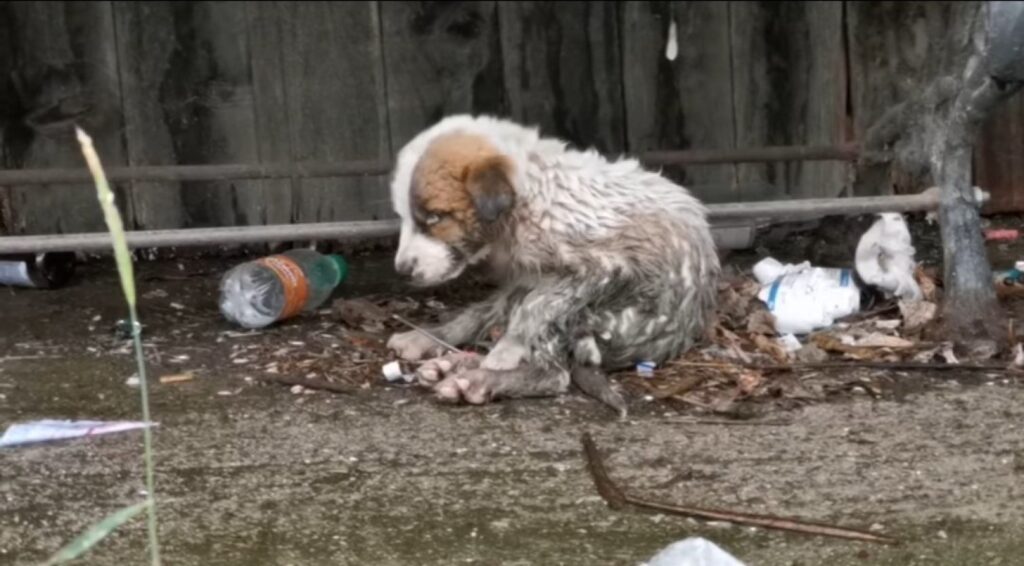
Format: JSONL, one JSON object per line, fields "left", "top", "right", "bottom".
{"left": 464, "top": 156, "right": 515, "bottom": 223}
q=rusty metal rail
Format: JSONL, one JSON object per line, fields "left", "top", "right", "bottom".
{"left": 0, "top": 144, "right": 862, "bottom": 186}
{"left": 0, "top": 192, "right": 941, "bottom": 255}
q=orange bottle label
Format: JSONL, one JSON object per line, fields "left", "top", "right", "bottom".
{"left": 258, "top": 255, "right": 310, "bottom": 320}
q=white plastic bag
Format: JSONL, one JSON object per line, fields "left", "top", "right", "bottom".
{"left": 642, "top": 537, "right": 746, "bottom": 566}
{"left": 753, "top": 257, "right": 861, "bottom": 335}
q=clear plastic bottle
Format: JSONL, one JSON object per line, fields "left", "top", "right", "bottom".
{"left": 218, "top": 249, "right": 348, "bottom": 329}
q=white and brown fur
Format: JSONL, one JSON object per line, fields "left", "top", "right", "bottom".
{"left": 386, "top": 115, "right": 720, "bottom": 413}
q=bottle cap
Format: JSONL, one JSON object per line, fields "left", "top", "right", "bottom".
{"left": 327, "top": 254, "right": 349, "bottom": 284}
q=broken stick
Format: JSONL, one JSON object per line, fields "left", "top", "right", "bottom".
{"left": 581, "top": 432, "right": 898, "bottom": 545}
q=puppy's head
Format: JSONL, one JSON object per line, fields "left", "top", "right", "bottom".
{"left": 392, "top": 130, "right": 517, "bottom": 286}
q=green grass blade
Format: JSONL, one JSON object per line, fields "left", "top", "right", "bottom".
{"left": 75, "top": 126, "right": 161, "bottom": 565}
{"left": 75, "top": 128, "right": 136, "bottom": 308}
{"left": 41, "top": 499, "right": 150, "bottom": 566}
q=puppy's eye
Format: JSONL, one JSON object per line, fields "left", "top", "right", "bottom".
{"left": 424, "top": 213, "right": 442, "bottom": 226}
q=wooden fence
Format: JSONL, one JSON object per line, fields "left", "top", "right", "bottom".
{"left": 0, "top": 1, "right": 1021, "bottom": 237}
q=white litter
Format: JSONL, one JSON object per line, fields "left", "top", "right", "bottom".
{"left": 665, "top": 20, "right": 679, "bottom": 61}
{"left": 642, "top": 537, "right": 746, "bottom": 566}
{"left": 752, "top": 257, "right": 861, "bottom": 335}
{"left": 382, "top": 361, "right": 415, "bottom": 384}
{"left": 0, "top": 419, "right": 157, "bottom": 448}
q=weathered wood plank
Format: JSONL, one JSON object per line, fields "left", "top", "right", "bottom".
{"left": 621, "top": 1, "right": 736, "bottom": 203}
{"left": 113, "top": 1, "right": 186, "bottom": 230}
{"left": 975, "top": 91, "right": 1024, "bottom": 213}
{"left": 244, "top": 1, "right": 295, "bottom": 227}
{"left": 157, "top": 1, "right": 264, "bottom": 229}
{"left": 381, "top": 1, "right": 507, "bottom": 152}
{"left": 280, "top": 1, "right": 392, "bottom": 223}
{"left": 730, "top": 1, "right": 848, "bottom": 201}
{"left": 847, "top": 1, "right": 980, "bottom": 195}
{"left": 498, "top": 1, "right": 625, "bottom": 153}
{"left": 3, "top": 1, "right": 127, "bottom": 235}
{"left": 0, "top": 0, "right": 16, "bottom": 235}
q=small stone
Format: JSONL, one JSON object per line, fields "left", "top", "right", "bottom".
{"left": 870, "top": 523, "right": 885, "bottom": 532}
{"left": 290, "top": 385, "right": 304, "bottom": 395}
{"left": 937, "top": 530, "right": 948, "bottom": 540}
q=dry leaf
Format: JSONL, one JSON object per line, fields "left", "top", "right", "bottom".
{"left": 854, "top": 333, "right": 915, "bottom": 349}
{"left": 737, "top": 371, "right": 763, "bottom": 395}
{"left": 752, "top": 334, "right": 789, "bottom": 363}
{"left": 746, "top": 309, "right": 777, "bottom": 335}
{"left": 914, "top": 265, "right": 939, "bottom": 301}
{"left": 899, "top": 300, "right": 937, "bottom": 332}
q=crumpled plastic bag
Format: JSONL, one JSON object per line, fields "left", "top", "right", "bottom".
{"left": 641, "top": 537, "right": 746, "bottom": 566}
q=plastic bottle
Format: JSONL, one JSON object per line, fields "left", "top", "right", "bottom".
{"left": 0, "top": 252, "right": 77, "bottom": 289}
{"left": 218, "top": 249, "right": 348, "bottom": 329}
{"left": 752, "top": 256, "right": 862, "bottom": 335}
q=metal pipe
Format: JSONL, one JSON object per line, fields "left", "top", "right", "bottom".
{"left": 642, "top": 143, "right": 860, "bottom": 166}
{"left": 0, "top": 192, "right": 939, "bottom": 255}
{"left": 0, "top": 144, "right": 862, "bottom": 187}
{"left": 0, "top": 220, "right": 402, "bottom": 254}
{"left": 706, "top": 190, "right": 939, "bottom": 220}
{"left": 0, "top": 160, "right": 393, "bottom": 186}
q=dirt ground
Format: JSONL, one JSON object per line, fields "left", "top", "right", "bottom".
{"left": 3, "top": 220, "right": 1024, "bottom": 565}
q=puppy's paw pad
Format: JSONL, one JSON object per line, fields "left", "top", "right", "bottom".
{"left": 434, "top": 368, "right": 497, "bottom": 405}
{"left": 415, "top": 352, "right": 480, "bottom": 386}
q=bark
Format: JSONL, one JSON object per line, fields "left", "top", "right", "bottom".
{"left": 857, "top": 2, "right": 1023, "bottom": 355}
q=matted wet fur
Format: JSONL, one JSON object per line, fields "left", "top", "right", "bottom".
{"left": 386, "top": 115, "right": 720, "bottom": 414}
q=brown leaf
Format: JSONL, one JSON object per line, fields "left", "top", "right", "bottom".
{"left": 333, "top": 298, "right": 389, "bottom": 328}
{"left": 914, "top": 265, "right": 940, "bottom": 301}
{"left": 899, "top": 300, "right": 938, "bottom": 332}
{"left": 747, "top": 309, "right": 778, "bottom": 335}
{"left": 853, "top": 332, "right": 915, "bottom": 349}
{"left": 736, "top": 371, "right": 763, "bottom": 395}
{"left": 752, "top": 333, "right": 789, "bottom": 363}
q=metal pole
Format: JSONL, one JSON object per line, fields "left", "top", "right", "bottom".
{"left": 0, "top": 192, "right": 940, "bottom": 255}
{"left": 0, "top": 144, "right": 863, "bottom": 187}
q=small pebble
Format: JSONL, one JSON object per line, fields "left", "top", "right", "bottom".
{"left": 937, "top": 530, "right": 948, "bottom": 540}
{"left": 290, "top": 385, "right": 304, "bottom": 394}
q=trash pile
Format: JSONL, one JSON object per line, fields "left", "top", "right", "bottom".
{"left": 623, "top": 212, "right": 1020, "bottom": 413}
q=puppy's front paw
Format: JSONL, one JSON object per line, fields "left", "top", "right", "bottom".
{"left": 481, "top": 339, "right": 528, "bottom": 371}
{"left": 414, "top": 351, "right": 481, "bottom": 387}
{"left": 387, "top": 330, "right": 446, "bottom": 361}
{"left": 435, "top": 368, "right": 500, "bottom": 405}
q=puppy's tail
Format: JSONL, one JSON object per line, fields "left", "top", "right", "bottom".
{"left": 571, "top": 366, "right": 627, "bottom": 419}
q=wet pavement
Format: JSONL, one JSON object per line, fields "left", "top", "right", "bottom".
{"left": 2, "top": 250, "right": 1024, "bottom": 565}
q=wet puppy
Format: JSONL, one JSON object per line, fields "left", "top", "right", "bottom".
{"left": 386, "top": 115, "right": 720, "bottom": 413}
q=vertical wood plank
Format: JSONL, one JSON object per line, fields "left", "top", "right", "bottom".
{"left": 244, "top": 1, "right": 295, "bottom": 227}
{"left": 280, "top": 1, "right": 392, "bottom": 223}
{"left": 113, "top": 1, "right": 186, "bottom": 229}
{"left": 3, "top": 1, "right": 127, "bottom": 234}
{"left": 0, "top": 0, "right": 16, "bottom": 234}
{"left": 730, "top": 1, "right": 848, "bottom": 201}
{"left": 498, "top": 1, "right": 625, "bottom": 153}
{"left": 157, "top": 1, "right": 264, "bottom": 229}
{"left": 847, "top": 1, "right": 980, "bottom": 195}
{"left": 621, "top": 1, "right": 737, "bottom": 203}
{"left": 975, "top": 91, "right": 1024, "bottom": 213}
{"left": 381, "top": 1, "right": 507, "bottom": 152}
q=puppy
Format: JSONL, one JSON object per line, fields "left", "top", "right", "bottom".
{"left": 386, "top": 115, "right": 720, "bottom": 413}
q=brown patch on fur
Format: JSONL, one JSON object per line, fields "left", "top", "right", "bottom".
{"left": 410, "top": 132, "right": 516, "bottom": 248}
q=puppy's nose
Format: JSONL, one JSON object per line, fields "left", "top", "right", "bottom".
{"left": 395, "top": 257, "right": 418, "bottom": 278}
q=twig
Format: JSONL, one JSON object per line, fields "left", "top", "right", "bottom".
{"left": 581, "top": 433, "right": 898, "bottom": 545}
{"left": 252, "top": 374, "right": 357, "bottom": 394}
{"left": 670, "top": 360, "right": 1017, "bottom": 373}
{"left": 391, "top": 315, "right": 462, "bottom": 353}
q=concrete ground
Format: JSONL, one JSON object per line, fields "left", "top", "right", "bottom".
{"left": 2, "top": 251, "right": 1024, "bottom": 566}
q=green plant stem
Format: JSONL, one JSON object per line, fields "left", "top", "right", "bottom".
{"left": 130, "top": 304, "right": 160, "bottom": 566}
